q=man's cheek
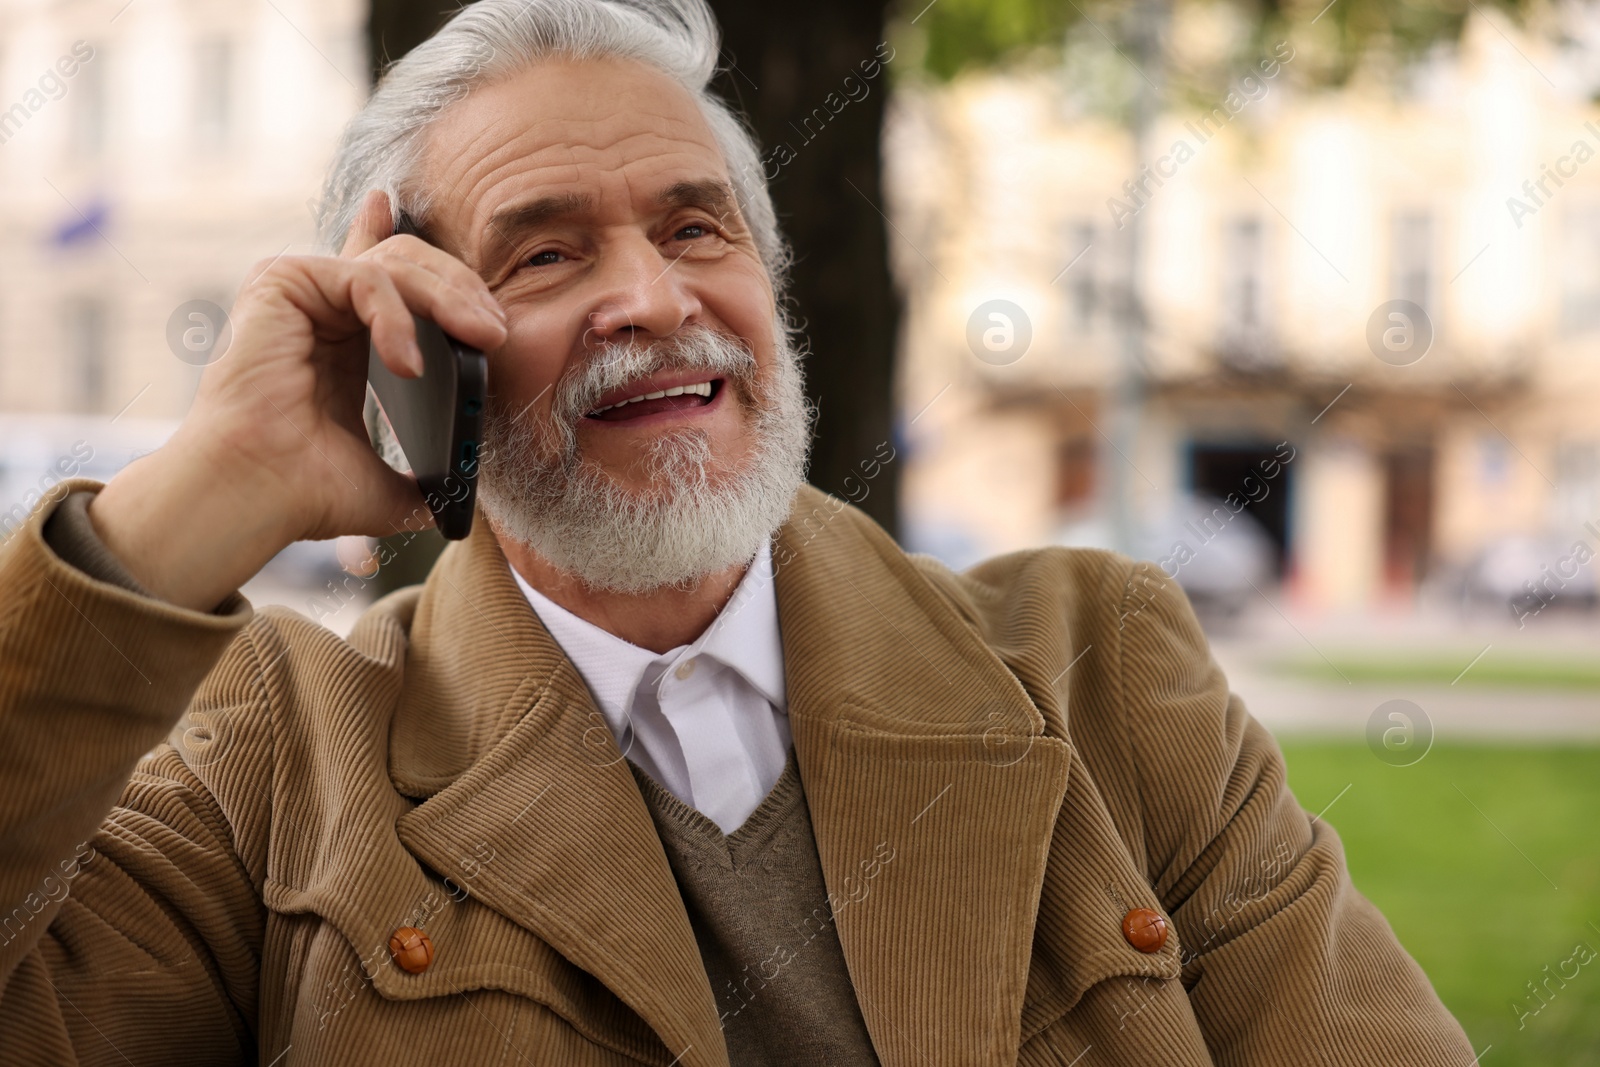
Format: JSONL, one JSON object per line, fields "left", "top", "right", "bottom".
{"left": 699, "top": 259, "right": 777, "bottom": 340}
{"left": 493, "top": 333, "right": 567, "bottom": 418}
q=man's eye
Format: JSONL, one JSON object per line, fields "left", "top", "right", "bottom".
{"left": 526, "top": 250, "right": 563, "bottom": 267}
{"left": 672, "top": 224, "right": 709, "bottom": 241}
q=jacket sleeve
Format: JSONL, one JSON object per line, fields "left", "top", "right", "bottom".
{"left": 0, "top": 483, "right": 264, "bottom": 1065}
{"left": 1114, "top": 560, "right": 1476, "bottom": 1065}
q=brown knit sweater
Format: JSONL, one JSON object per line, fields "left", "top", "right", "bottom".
{"left": 630, "top": 753, "right": 880, "bottom": 1065}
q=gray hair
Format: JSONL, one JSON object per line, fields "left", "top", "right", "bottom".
{"left": 314, "top": 0, "right": 790, "bottom": 294}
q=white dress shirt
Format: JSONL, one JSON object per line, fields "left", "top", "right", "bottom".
{"left": 510, "top": 542, "right": 791, "bottom": 834}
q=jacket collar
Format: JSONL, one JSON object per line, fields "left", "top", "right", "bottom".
{"left": 382, "top": 485, "right": 1174, "bottom": 1065}
{"left": 383, "top": 510, "right": 722, "bottom": 1066}
{"left": 768, "top": 488, "right": 1075, "bottom": 1063}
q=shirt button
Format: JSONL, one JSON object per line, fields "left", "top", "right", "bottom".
{"left": 1121, "top": 908, "right": 1168, "bottom": 954}
{"left": 674, "top": 658, "right": 697, "bottom": 681}
{"left": 389, "top": 926, "right": 435, "bottom": 974}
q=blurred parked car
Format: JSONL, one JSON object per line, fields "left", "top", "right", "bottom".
{"left": 1459, "top": 534, "right": 1600, "bottom": 620}
{"left": 1133, "top": 495, "right": 1277, "bottom": 617}
{"left": 1052, "top": 494, "right": 1278, "bottom": 618}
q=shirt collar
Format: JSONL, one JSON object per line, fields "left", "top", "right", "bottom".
{"left": 688, "top": 540, "right": 787, "bottom": 711}
{"left": 508, "top": 540, "right": 788, "bottom": 719}
{"left": 511, "top": 571, "right": 656, "bottom": 727}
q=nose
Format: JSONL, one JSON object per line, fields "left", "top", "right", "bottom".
{"left": 580, "top": 232, "right": 702, "bottom": 349}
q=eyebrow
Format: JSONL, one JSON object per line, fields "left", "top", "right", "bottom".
{"left": 656, "top": 179, "right": 739, "bottom": 221}
{"left": 481, "top": 191, "right": 595, "bottom": 259}
{"left": 476, "top": 179, "right": 742, "bottom": 267}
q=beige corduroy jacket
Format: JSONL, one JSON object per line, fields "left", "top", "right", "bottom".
{"left": 0, "top": 481, "right": 1472, "bottom": 1066}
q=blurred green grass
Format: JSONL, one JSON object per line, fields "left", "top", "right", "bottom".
{"left": 1279, "top": 742, "right": 1600, "bottom": 1066}
{"left": 1270, "top": 653, "right": 1600, "bottom": 690}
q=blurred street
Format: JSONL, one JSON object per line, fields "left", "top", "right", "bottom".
{"left": 1207, "top": 601, "right": 1600, "bottom": 741}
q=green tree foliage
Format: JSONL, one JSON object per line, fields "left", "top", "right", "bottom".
{"left": 900, "top": 0, "right": 1079, "bottom": 80}
{"left": 896, "top": 0, "right": 1532, "bottom": 91}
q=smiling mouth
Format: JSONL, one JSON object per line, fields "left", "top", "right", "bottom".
{"left": 585, "top": 379, "right": 723, "bottom": 422}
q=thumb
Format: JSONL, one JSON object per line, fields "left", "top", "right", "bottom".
{"left": 364, "top": 463, "right": 438, "bottom": 542}
{"left": 341, "top": 189, "right": 393, "bottom": 259}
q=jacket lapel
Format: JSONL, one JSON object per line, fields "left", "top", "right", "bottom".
{"left": 383, "top": 486, "right": 1176, "bottom": 1067}
{"left": 774, "top": 488, "right": 1073, "bottom": 1065}
{"left": 387, "top": 518, "right": 728, "bottom": 1067}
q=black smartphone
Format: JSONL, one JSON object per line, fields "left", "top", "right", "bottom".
{"left": 365, "top": 211, "right": 488, "bottom": 540}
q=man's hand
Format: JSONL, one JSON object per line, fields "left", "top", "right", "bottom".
{"left": 88, "top": 190, "right": 509, "bottom": 612}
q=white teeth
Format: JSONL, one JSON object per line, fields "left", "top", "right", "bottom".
{"left": 590, "top": 380, "right": 714, "bottom": 415}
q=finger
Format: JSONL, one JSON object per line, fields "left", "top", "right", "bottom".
{"left": 369, "top": 468, "right": 438, "bottom": 541}
{"left": 340, "top": 189, "right": 393, "bottom": 259}
{"left": 376, "top": 255, "right": 509, "bottom": 352}
{"left": 324, "top": 434, "right": 437, "bottom": 541}
{"left": 346, "top": 261, "right": 425, "bottom": 378}
{"left": 365, "top": 237, "right": 506, "bottom": 327}
{"left": 247, "top": 254, "right": 424, "bottom": 378}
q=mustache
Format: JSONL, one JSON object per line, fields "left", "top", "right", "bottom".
{"left": 553, "top": 327, "right": 760, "bottom": 424}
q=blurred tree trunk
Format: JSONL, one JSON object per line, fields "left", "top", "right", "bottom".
{"left": 703, "top": 0, "right": 901, "bottom": 535}
{"left": 365, "top": 2, "right": 452, "bottom": 82}
{"left": 362, "top": 0, "right": 901, "bottom": 594}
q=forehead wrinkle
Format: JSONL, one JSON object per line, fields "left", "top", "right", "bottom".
{"left": 419, "top": 54, "right": 720, "bottom": 180}
{"left": 439, "top": 117, "right": 721, "bottom": 189}
{"left": 428, "top": 88, "right": 720, "bottom": 194}
{"left": 418, "top": 70, "right": 732, "bottom": 266}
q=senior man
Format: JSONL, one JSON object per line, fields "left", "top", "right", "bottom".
{"left": 0, "top": 1, "right": 1471, "bottom": 1064}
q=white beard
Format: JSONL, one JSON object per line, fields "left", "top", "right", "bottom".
{"left": 476, "top": 321, "right": 813, "bottom": 594}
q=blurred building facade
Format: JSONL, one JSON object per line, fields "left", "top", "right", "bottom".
{"left": 888, "top": 10, "right": 1600, "bottom": 614}
{"left": 0, "top": 0, "right": 365, "bottom": 528}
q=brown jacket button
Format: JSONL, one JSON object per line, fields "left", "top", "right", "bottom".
{"left": 389, "top": 926, "right": 434, "bottom": 974}
{"left": 1122, "top": 908, "right": 1168, "bottom": 953}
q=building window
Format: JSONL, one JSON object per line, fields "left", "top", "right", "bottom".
{"left": 1223, "top": 217, "right": 1264, "bottom": 329}
{"left": 1219, "top": 216, "right": 1269, "bottom": 359}
{"left": 1390, "top": 210, "right": 1433, "bottom": 313}
{"left": 1554, "top": 440, "right": 1600, "bottom": 525}
{"left": 1561, "top": 205, "right": 1600, "bottom": 333}
{"left": 62, "top": 297, "right": 108, "bottom": 413}
{"left": 69, "top": 46, "right": 106, "bottom": 160}
{"left": 1479, "top": 434, "right": 1510, "bottom": 487}
{"left": 1065, "top": 220, "right": 1095, "bottom": 333}
{"left": 194, "top": 37, "right": 233, "bottom": 150}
